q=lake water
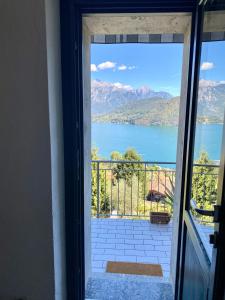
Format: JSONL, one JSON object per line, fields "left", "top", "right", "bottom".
{"left": 92, "top": 122, "right": 223, "bottom": 162}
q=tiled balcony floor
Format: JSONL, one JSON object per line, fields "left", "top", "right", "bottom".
{"left": 91, "top": 218, "right": 172, "bottom": 279}
{"left": 90, "top": 218, "right": 213, "bottom": 299}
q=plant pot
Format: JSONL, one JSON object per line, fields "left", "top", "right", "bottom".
{"left": 150, "top": 212, "right": 171, "bottom": 224}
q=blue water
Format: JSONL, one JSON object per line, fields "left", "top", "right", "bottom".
{"left": 92, "top": 122, "right": 223, "bottom": 162}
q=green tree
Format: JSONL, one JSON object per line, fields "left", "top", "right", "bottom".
{"left": 111, "top": 151, "right": 123, "bottom": 161}
{"left": 192, "top": 151, "right": 218, "bottom": 209}
{"left": 111, "top": 148, "right": 143, "bottom": 186}
{"left": 91, "top": 148, "right": 110, "bottom": 215}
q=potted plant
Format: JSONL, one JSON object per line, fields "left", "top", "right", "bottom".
{"left": 148, "top": 177, "right": 174, "bottom": 224}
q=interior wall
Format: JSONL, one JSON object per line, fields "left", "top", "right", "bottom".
{"left": 0, "top": 0, "right": 65, "bottom": 299}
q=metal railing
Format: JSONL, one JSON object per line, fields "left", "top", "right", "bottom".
{"left": 91, "top": 160, "right": 219, "bottom": 218}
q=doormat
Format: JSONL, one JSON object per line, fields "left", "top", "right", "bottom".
{"left": 106, "top": 261, "right": 163, "bottom": 276}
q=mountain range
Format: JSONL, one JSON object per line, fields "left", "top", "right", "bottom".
{"left": 91, "top": 79, "right": 172, "bottom": 114}
{"left": 91, "top": 79, "right": 225, "bottom": 126}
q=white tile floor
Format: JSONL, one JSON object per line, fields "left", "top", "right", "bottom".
{"left": 89, "top": 218, "right": 213, "bottom": 300}
{"left": 91, "top": 218, "right": 213, "bottom": 280}
{"left": 91, "top": 218, "right": 172, "bottom": 278}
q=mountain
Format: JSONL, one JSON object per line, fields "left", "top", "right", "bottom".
{"left": 92, "top": 79, "right": 225, "bottom": 125}
{"left": 93, "top": 97, "right": 180, "bottom": 126}
{"left": 91, "top": 79, "right": 172, "bottom": 114}
{"left": 197, "top": 80, "right": 225, "bottom": 123}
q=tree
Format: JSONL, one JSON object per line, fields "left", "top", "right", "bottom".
{"left": 192, "top": 151, "right": 218, "bottom": 209}
{"left": 110, "top": 148, "right": 143, "bottom": 186}
{"left": 111, "top": 151, "right": 122, "bottom": 161}
{"left": 91, "top": 148, "right": 110, "bottom": 215}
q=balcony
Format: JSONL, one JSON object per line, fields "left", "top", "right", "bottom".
{"left": 92, "top": 218, "right": 172, "bottom": 277}
{"left": 90, "top": 160, "right": 218, "bottom": 285}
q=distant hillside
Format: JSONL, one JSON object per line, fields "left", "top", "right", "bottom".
{"left": 92, "top": 79, "right": 225, "bottom": 126}
{"left": 93, "top": 97, "right": 180, "bottom": 126}
{"left": 197, "top": 80, "right": 225, "bottom": 123}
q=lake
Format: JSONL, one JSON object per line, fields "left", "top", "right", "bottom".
{"left": 92, "top": 122, "right": 223, "bottom": 162}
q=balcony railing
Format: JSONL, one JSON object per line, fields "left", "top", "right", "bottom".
{"left": 91, "top": 160, "right": 219, "bottom": 219}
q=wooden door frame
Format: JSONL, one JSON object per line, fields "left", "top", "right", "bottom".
{"left": 60, "top": 1, "right": 197, "bottom": 299}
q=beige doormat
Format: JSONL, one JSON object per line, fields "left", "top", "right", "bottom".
{"left": 106, "top": 261, "right": 163, "bottom": 276}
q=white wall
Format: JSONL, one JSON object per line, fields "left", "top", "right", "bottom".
{"left": 0, "top": 1, "right": 65, "bottom": 299}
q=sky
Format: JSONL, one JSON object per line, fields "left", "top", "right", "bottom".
{"left": 200, "top": 41, "right": 225, "bottom": 83}
{"left": 91, "top": 41, "right": 225, "bottom": 97}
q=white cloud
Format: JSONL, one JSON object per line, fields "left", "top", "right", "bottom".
{"left": 200, "top": 62, "right": 214, "bottom": 71}
{"left": 118, "top": 65, "right": 136, "bottom": 71}
{"left": 97, "top": 61, "right": 116, "bottom": 70}
{"left": 113, "top": 82, "right": 133, "bottom": 90}
{"left": 92, "top": 61, "right": 136, "bottom": 72}
{"left": 91, "top": 64, "right": 98, "bottom": 72}
{"left": 128, "top": 66, "right": 136, "bottom": 70}
{"left": 118, "top": 64, "right": 127, "bottom": 71}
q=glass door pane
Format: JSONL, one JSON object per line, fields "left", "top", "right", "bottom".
{"left": 190, "top": 9, "right": 225, "bottom": 261}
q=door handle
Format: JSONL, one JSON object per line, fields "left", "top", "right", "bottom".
{"left": 190, "top": 199, "right": 221, "bottom": 222}
{"left": 209, "top": 232, "right": 219, "bottom": 248}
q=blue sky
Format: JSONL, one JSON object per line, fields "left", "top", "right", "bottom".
{"left": 200, "top": 41, "right": 225, "bottom": 82}
{"left": 91, "top": 43, "right": 183, "bottom": 96}
{"left": 91, "top": 41, "right": 225, "bottom": 96}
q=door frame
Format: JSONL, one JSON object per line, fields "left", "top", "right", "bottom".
{"left": 177, "top": 3, "right": 204, "bottom": 299}
{"left": 211, "top": 116, "right": 225, "bottom": 299}
{"left": 178, "top": 2, "right": 225, "bottom": 300}
{"left": 60, "top": 1, "right": 197, "bottom": 299}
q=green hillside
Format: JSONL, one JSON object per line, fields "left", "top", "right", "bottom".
{"left": 93, "top": 95, "right": 224, "bottom": 126}
{"left": 93, "top": 97, "right": 180, "bottom": 126}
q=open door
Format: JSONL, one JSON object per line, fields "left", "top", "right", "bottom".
{"left": 61, "top": 0, "right": 225, "bottom": 298}
{"left": 178, "top": 1, "right": 225, "bottom": 299}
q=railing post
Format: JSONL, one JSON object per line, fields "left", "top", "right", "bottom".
{"left": 97, "top": 161, "right": 100, "bottom": 218}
